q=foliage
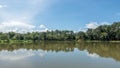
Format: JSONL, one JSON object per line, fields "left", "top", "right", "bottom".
{"left": 0, "top": 22, "right": 119, "bottom": 42}
{"left": 85, "top": 22, "right": 120, "bottom": 41}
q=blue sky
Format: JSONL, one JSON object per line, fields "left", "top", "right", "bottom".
{"left": 0, "top": 0, "right": 120, "bottom": 32}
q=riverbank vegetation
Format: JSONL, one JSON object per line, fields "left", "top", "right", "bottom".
{"left": 0, "top": 22, "right": 119, "bottom": 43}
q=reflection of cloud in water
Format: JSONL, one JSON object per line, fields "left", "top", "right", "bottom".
{"left": 86, "top": 52, "right": 99, "bottom": 58}
{"left": 0, "top": 49, "right": 47, "bottom": 61}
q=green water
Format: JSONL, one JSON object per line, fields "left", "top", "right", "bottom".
{"left": 0, "top": 41, "right": 120, "bottom": 68}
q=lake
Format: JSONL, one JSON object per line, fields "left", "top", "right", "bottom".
{"left": 0, "top": 41, "right": 120, "bottom": 68}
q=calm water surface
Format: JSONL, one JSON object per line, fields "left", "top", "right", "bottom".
{"left": 0, "top": 41, "right": 120, "bottom": 68}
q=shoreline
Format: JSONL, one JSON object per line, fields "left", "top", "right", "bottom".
{"left": 0, "top": 40, "right": 119, "bottom": 44}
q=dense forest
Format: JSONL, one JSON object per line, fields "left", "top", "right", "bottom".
{"left": 77, "top": 22, "right": 120, "bottom": 41}
{"left": 0, "top": 22, "right": 119, "bottom": 42}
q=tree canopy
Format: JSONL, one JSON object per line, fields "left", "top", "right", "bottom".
{"left": 0, "top": 22, "right": 119, "bottom": 42}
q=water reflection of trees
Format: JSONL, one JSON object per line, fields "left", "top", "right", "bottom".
{"left": 0, "top": 42, "right": 120, "bottom": 61}
{"left": 0, "top": 41, "right": 76, "bottom": 52}
{"left": 76, "top": 42, "right": 120, "bottom": 61}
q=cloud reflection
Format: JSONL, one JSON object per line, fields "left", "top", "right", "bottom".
{"left": 86, "top": 52, "right": 99, "bottom": 58}
{"left": 0, "top": 49, "right": 47, "bottom": 61}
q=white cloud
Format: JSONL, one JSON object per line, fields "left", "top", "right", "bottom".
{"left": 0, "top": 5, "right": 7, "bottom": 8}
{"left": 0, "top": 21, "right": 49, "bottom": 33}
{"left": 40, "top": 24, "right": 46, "bottom": 29}
{"left": 85, "top": 22, "right": 110, "bottom": 29}
{"left": 86, "top": 22, "right": 99, "bottom": 29}
{"left": 0, "top": 0, "right": 55, "bottom": 33}
{"left": 0, "top": 49, "right": 47, "bottom": 61}
{"left": 39, "top": 24, "right": 49, "bottom": 32}
{"left": 0, "top": 21, "right": 35, "bottom": 33}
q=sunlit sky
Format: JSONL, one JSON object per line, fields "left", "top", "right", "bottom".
{"left": 0, "top": 0, "right": 120, "bottom": 32}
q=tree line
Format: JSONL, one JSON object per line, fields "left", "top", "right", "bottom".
{"left": 0, "top": 22, "right": 119, "bottom": 42}
{"left": 79, "top": 22, "right": 120, "bottom": 41}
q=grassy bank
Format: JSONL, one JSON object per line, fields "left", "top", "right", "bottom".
{"left": 0, "top": 40, "right": 76, "bottom": 44}
{"left": 0, "top": 40, "right": 33, "bottom": 44}
{"left": 76, "top": 40, "right": 120, "bottom": 43}
{"left": 0, "top": 40, "right": 119, "bottom": 44}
